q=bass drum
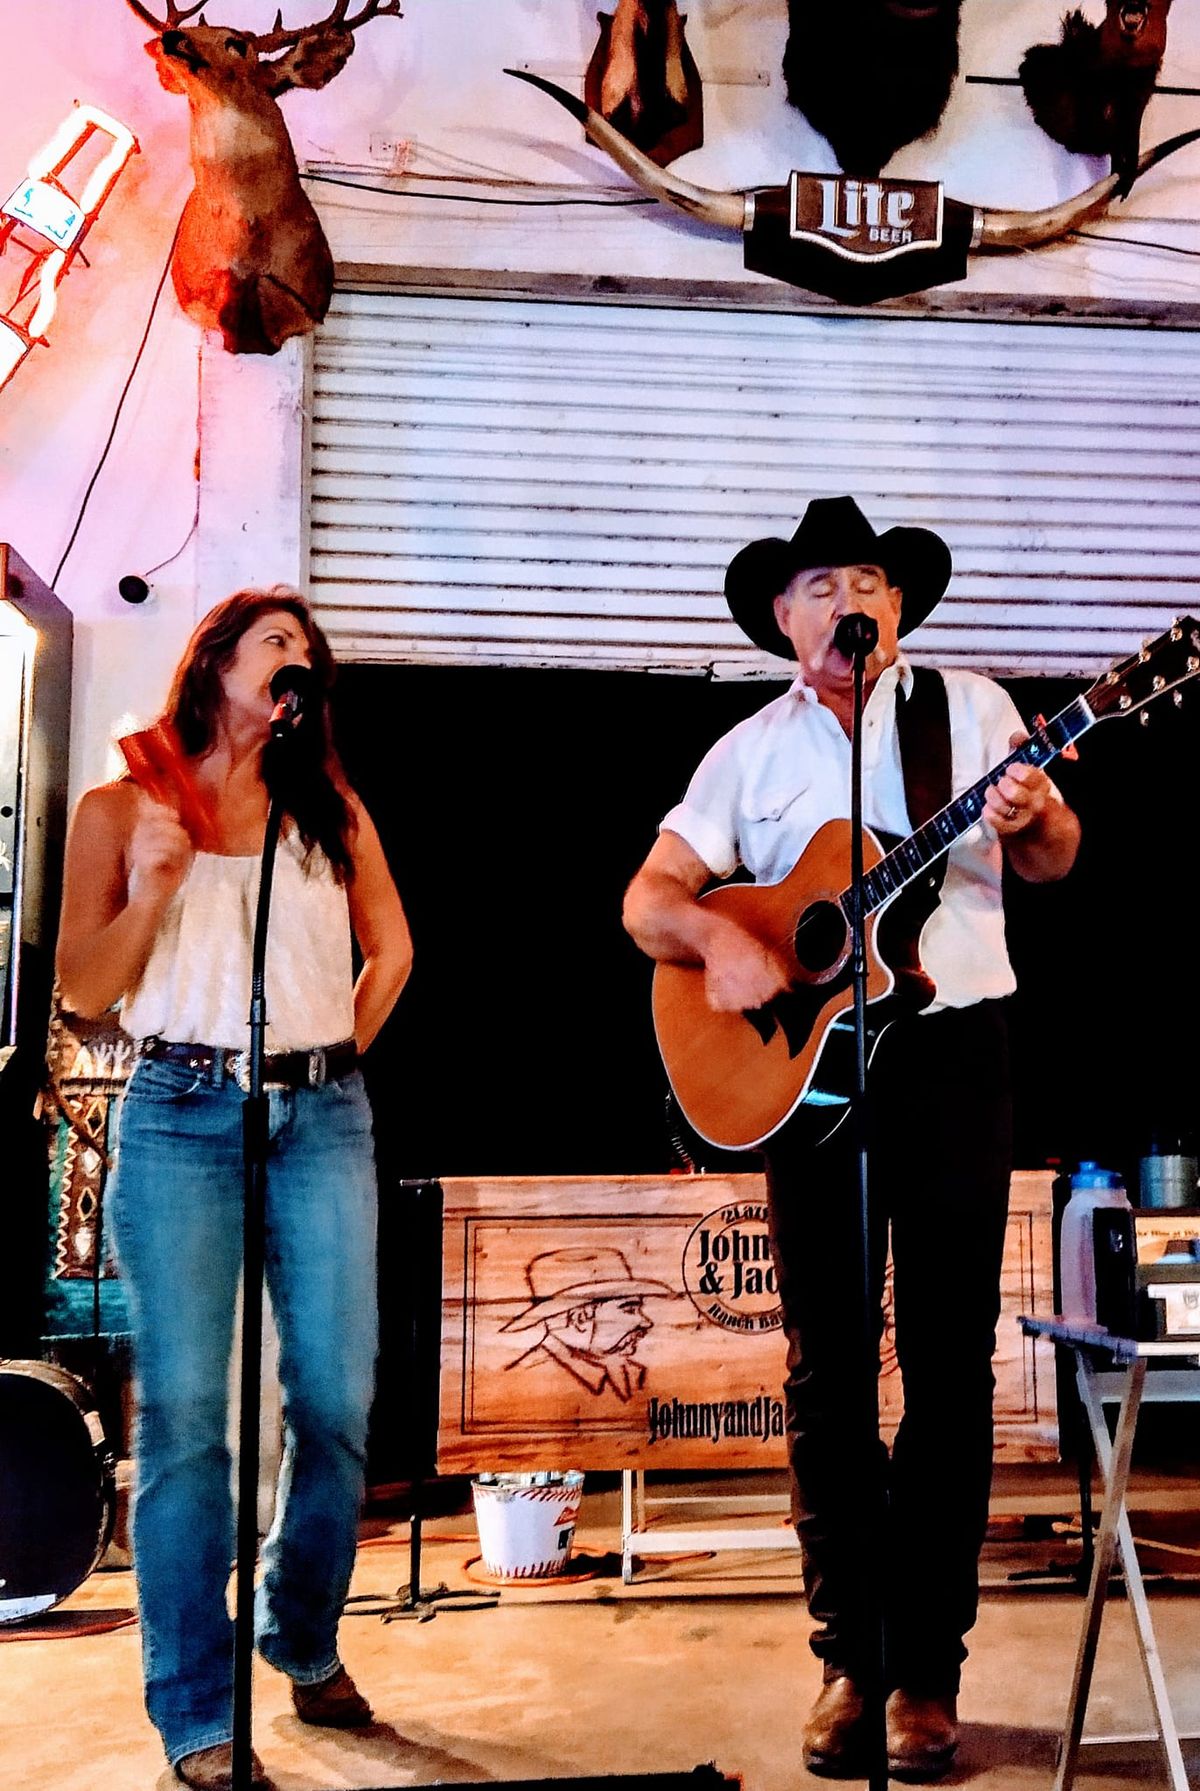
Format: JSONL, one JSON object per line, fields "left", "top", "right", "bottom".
{"left": 0, "top": 1360, "right": 116, "bottom": 1624}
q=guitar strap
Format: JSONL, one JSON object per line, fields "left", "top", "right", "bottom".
{"left": 895, "top": 665, "right": 952, "bottom": 863}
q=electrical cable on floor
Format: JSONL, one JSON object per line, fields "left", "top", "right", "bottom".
{"left": 463, "top": 1547, "right": 608, "bottom": 1588}
{"left": 1052, "top": 1521, "right": 1200, "bottom": 1561}
{"left": 53, "top": 212, "right": 185, "bottom": 589}
{"left": 353, "top": 1530, "right": 721, "bottom": 1594}
{"left": 358, "top": 1529, "right": 480, "bottom": 1547}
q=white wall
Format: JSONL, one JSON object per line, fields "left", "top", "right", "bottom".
{"left": 1, "top": 0, "right": 1198, "bottom": 794}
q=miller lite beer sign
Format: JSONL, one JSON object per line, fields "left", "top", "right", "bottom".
{"left": 744, "top": 170, "right": 974, "bottom": 305}
{"left": 788, "top": 172, "right": 944, "bottom": 262}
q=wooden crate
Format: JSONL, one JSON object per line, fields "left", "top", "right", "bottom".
{"left": 437, "top": 1170, "right": 1057, "bottom": 1472}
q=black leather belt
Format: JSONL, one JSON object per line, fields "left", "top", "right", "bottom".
{"left": 137, "top": 1035, "right": 358, "bottom": 1091}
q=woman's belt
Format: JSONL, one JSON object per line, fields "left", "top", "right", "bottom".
{"left": 137, "top": 1034, "right": 358, "bottom": 1091}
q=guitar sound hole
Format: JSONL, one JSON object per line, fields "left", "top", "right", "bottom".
{"left": 793, "top": 900, "right": 849, "bottom": 976}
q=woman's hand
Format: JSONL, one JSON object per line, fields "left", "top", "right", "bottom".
{"left": 346, "top": 796, "right": 413, "bottom": 1051}
{"left": 127, "top": 794, "right": 193, "bottom": 907}
{"left": 58, "top": 783, "right": 189, "bottom": 1017}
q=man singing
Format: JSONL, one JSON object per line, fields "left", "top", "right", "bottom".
{"left": 623, "top": 497, "right": 1079, "bottom": 1780}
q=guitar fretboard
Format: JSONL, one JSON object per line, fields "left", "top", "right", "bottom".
{"left": 842, "top": 695, "right": 1095, "bottom": 917}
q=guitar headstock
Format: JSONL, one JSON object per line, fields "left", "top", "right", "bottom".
{"left": 1084, "top": 617, "right": 1200, "bottom": 723}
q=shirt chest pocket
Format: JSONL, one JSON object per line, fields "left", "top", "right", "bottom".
{"left": 739, "top": 782, "right": 812, "bottom": 877}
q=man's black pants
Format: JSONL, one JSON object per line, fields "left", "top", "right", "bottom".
{"left": 761, "top": 999, "right": 1012, "bottom": 1694}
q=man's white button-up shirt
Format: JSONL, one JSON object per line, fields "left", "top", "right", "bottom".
{"left": 659, "top": 657, "right": 1054, "bottom": 1010}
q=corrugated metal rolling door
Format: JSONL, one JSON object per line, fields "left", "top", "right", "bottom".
{"left": 307, "top": 291, "right": 1200, "bottom": 677}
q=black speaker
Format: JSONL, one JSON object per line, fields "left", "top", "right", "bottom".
{"left": 1092, "top": 1206, "right": 1138, "bottom": 1338}
{"left": 366, "top": 1177, "right": 443, "bottom": 1488}
{"left": 0, "top": 1045, "right": 51, "bottom": 1358}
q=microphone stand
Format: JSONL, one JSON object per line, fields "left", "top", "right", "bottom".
{"left": 232, "top": 770, "right": 286, "bottom": 1791}
{"left": 838, "top": 612, "right": 889, "bottom": 1791}
{"left": 231, "top": 678, "right": 411, "bottom": 1791}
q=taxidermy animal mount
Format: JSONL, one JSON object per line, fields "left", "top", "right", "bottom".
{"left": 1020, "top": 0, "right": 1174, "bottom": 196}
{"left": 584, "top": 0, "right": 703, "bottom": 166}
{"left": 783, "top": 0, "right": 964, "bottom": 176}
{"left": 124, "top": 0, "right": 402, "bottom": 354}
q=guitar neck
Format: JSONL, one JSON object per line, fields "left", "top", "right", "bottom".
{"left": 847, "top": 694, "right": 1095, "bottom": 917}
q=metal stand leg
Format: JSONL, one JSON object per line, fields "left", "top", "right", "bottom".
{"left": 620, "top": 1469, "right": 649, "bottom": 1584}
{"left": 1054, "top": 1353, "right": 1188, "bottom": 1791}
{"left": 619, "top": 1471, "right": 797, "bottom": 1585}
{"left": 1076, "top": 1437, "right": 1095, "bottom": 1592}
{"left": 1075, "top": 1356, "right": 1190, "bottom": 1791}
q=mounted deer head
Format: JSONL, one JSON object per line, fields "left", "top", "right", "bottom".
{"left": 124, "top": 0, "right": 402, "bottom": 354}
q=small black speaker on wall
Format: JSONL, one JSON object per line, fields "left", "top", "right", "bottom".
{"left": 367, "top": 1177, "right": 444, "bottom": 1490}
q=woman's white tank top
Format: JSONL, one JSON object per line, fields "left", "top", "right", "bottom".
{"left": 122, "top": 834, "right": 355, "bottom": 1052}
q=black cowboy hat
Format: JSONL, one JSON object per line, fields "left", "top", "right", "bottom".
{"left": 724, "top": 495, "right": 952, "bottom": 659}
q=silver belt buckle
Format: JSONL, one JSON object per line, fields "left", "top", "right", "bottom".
{"left": 308, "top": 1047, "right": 326, "bottom": 1088}
{"left": 228, "top": 1050, "right": 252, "bottom": 1094}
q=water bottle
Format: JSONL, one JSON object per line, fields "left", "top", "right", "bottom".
{"left": 1058, "top": 1162, "right": 1137, "bottom": 1334}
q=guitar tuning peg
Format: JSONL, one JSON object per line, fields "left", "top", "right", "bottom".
{"left": 1138, "top": 642, "right": 1151, "bottom": 662}
{"left": 1174, "top": 691, "right": 1184, "bottom": 708}
{"left": 1140, "top": 710, "right": 1151, "bottom": 726}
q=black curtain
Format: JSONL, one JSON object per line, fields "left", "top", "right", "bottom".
{"left": 335, "top": 664, "right": 1199, "bottom": 1191}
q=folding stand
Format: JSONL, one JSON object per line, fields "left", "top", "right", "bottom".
{"left": 1020, "top": 1316, "right": 1200, "bottom": 1791}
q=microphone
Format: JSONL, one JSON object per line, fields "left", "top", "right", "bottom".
{"left": 833, "top": 613, "right": 880, "bottom": 660}
{"left": 268, "top": 663, "right": 315, "bottom": 737}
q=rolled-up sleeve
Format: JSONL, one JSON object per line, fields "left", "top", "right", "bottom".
{"left": 659, "top": 735, "right": 744, "bottom": 880}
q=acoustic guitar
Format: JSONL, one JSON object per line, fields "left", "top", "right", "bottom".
{"left": 653, "top": 617, "right": 1200, "bottom": 1152}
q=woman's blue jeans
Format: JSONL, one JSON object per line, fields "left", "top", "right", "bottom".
{"left": 109, "top": 1054, "right": 379, "bottom": 1767}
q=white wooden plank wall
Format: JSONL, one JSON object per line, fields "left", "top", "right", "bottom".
{"left": 308, "top": 292, "right": 1200, "bottom": 677}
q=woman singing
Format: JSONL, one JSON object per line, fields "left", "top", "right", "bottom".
{"left": 57, "top": 588, "right": 413, "bottom": 1791}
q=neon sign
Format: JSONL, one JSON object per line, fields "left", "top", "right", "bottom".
{"left": 0, "top": 105, "right": 138, "bottom": 392}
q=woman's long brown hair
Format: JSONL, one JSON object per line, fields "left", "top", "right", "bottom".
{"left": 164, "top": 587, "right": 355, "bottom": 880}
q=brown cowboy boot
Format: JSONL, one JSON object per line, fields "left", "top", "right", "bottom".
{"left": 886, "top": 1688, "right": 959, "bottom": 1782}
{"left": 173, "top": 1743, "right": 270, "bottom": 1790}
{"left": 802, "top": 1674, "right": 869, "bottom": 1777}
{"left": 291, "top": 1663, "right": 373, "bottom": 1728}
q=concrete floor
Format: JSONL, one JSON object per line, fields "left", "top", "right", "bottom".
{"left": 4, "top": 1467, "right": 1199, "bottom": 1791}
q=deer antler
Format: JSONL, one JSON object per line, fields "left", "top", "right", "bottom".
{"left": 124, "top": 0, "right": 208, "bottom": 28}
{"left": 250, "top": 0, "right": 403, "bottom": 54}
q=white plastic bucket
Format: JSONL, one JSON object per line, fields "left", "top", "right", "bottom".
{"left": 471, "top": 1470, "right": 584, "bottom": 1579}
